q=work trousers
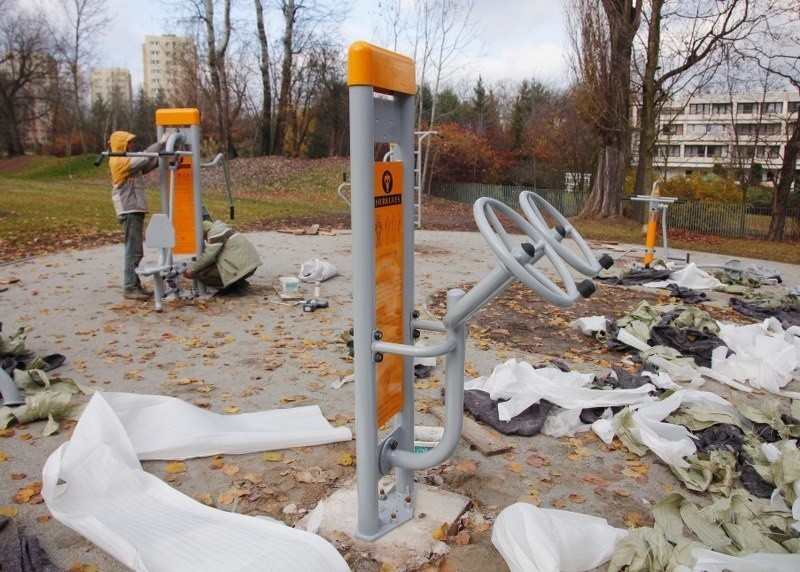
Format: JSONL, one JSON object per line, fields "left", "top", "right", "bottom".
{"left": 119, "top": 212, "right": 145, "bottom": 291}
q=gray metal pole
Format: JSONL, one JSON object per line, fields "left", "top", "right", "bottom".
{"left": 350, "top": 85, "right": 381, "bottom": 539}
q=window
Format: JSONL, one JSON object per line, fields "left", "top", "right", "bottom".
{"left": 706, "top": 124, "right": 713, "bottom": 134}
{"left": 735, "top": 123, "right": 758, "bottom": 136}
{"left": 656, "top": 145, "right": 680, "bottom": 157}
{"left": 689, "top": 103, "right": 711, "bottom": 115}
{"left": 757, "top": 146, "right": 781, "bottom": 159}
{"left": 763, "top": 102, "right": 782, "bottom": 114}
{"left": 761, "top": 123, "right": 782, "bottom": 136}
{"left": 712, "top": 103, "right": 731, "bottom": 115}
{"left": 709, "top": 146, "right": 728, "bottom": 158}
{"left": 684, "top": 145, "right": 705, "bottom": 157}
{"left": 789, "top": 101, "right": 800, "bottom": 114}
{"left": 737, "top": 102, "right": 756, "bottom": 114}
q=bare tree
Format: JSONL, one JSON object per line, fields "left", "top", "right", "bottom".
{"left": 51, "top": 0, "right": 110, "bottom": 154}
{"left": 0, "top": 2, "right": 55, "bottom": 155}
{"left": 747, "top": 6, "right": 800, "bottom": 241}
{"left": 199, "top": 0, "right": 236, "bottom": 157}
{"left": 568, "top": 0, "right": 643, "bottom": 217}
{"left": 633, "top": 0, "right": 767, "bottom": 197}
{"left": 253, "top": 0, "right": 272, "bottom": 155}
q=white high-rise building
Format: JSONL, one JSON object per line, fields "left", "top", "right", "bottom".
{"left": 649, "top": 91, "right": 800, "bottom": 185}
{"left": 141, "top": 34, "right": 196, "bottom": 103}
{"left": 89, "top": 67, "right": 132, "bottom": 104}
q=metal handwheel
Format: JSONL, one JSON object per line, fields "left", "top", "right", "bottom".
{"left": 473, "top": 197, "right": 595, "bottom": 308}
{"left": 519, "top": 191, "right": 613, "bottom": 276}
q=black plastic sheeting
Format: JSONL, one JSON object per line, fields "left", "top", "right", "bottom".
{"left": 0, "top": 517, "right": 62, "bottom": 572}
{"left": 729, "top": 297, "right": 800, "bottom": 328}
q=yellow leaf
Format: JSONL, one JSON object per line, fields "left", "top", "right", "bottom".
{"left": 36, "top": 514, "right": 52, "bottom": 523}
{"left": 0, "top": 507, "right": 19, "bottom": 517}
{"left": 0, "top": 452, "right": 8, "bottom": 462}
{"left": 623, "top": 512, "right": 643, "bottom": 527}
{"left": 336, "top": 453, "right": 354, "bottom": 466}
{"left": 196, "top": 493, "right": 213, "bottom": 506}
{"left": 506, "top": 462, "right": 522, "bottom": 473}
{"left": 263, "top": 452, "right": 284, "bottom": 462}
{"left": 217, "top": 490, "right": 235, "bottom": 505}
{"left": 210, "top": 457, "right": 224, "bottom": 470}
{"left": 225, "top": 405, "right": 239, "bottom": 414}
{"left": 165, "top": 462, "right": 187, "bottom": 474}
{"left": 567, "top": 452, "right": 583, "bottom": 461}
{"left": 568, "top": 493, "right": 586, "bottom": 504}
{"left": 432, "top": 522, "right": 449, "bottom": 541}
{"left": 222, "top": 464, "right": 240, "bottom": 476}
{"left": 552, "top": 498, "right": 566, "bottom": 508}
{"left": 68, "top": 563, "right": 99, "bottom": 572}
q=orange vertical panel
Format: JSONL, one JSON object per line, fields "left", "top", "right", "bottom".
{"left": 374, "top": 162, "right": 404, "bottom": 427}
{"left": 172, "top": 156, "right": 196, "bottom": 255}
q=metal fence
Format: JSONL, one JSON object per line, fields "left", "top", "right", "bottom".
{"left": 431, "top": 182, "right": 800, "bottom": 241}
{"left": 433, "top": 183, "right": 590, "bottom": 217}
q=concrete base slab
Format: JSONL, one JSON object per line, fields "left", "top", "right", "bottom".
{"left": 300, "top": 481, "right": 471, "bottom": 571}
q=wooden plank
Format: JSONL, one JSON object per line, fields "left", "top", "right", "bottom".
{"left": 429, "top": 406, "right": 512, "bottom": 457}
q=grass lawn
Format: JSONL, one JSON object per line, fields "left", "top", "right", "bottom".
{"left": 0, "top": 154, "right": 797, "bottom": 266}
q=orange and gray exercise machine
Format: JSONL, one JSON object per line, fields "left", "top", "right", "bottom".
{"left": 347, "top": 41, "right": 613, "bottom": 541}
{"left": 95, "top": 109, "right": 234, "bottom": 311}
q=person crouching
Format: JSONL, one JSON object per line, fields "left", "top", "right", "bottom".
{"left": 184, "top": 220, "right": 262, "bottom": 294}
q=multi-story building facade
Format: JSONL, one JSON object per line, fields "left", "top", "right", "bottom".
{"left": 651, "top": 91, "right": 800, "bottom": 185}
{"left": 89, "top": 67, "right": 132, "bottom": 105}
{"left": 141, "top": 34, "right": 196, "bottom": 104}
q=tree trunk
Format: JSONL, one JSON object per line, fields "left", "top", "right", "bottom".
{"left": 633, "top": 0, "right": 662, "bottom": 196}
{"left": 273, "top": 0, "right": 296, "bottom": 156}
{"left": 767, "top": 113, "right": 800, "bottom": 241}
{"left": 204, "top": 0, "right": 236, "bottom": 157}
{"left": 582, "top": 145, "right": 625, "bottom": 216}
{"left": 254, "top": 0, "right": 271, "bottom": 156}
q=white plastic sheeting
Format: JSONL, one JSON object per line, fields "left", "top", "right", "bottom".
{"left": 464, "top": 359, "right": 655, "bottom": 422}
{"left": 491, "top": 503, "right": 628, "bottom": 572}
{"left": 643, "top": 263, "right": 723, "bottom": 290}
{"left": 42, "top": 392, "right": 352, "bottom": 572}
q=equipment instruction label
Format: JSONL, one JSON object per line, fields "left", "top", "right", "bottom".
{"left": 374, "top": 161, "right": 404, "bottom": 427}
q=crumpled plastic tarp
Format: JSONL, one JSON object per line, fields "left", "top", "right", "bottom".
{"left": 492, "top": 503, "right": 628, "bottom": 572}
{"left": 464, "top": 359, "right": 655, "bottom": 422}
{"left": 644, "top": 263, "right": 724, "bottom": 290}
{"left": 42, "top": 392, "right": 352, "bottom": 572}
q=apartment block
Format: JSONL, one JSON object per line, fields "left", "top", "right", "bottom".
{"left": 141, "top": 34, "right": 196, "bottom": 104}
{"left": 89, "top": 67, "right": 132, "bottom": 104}
{"left": 651, "top": 91, "right": 800, "bottom": 185}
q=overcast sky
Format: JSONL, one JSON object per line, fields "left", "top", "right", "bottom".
{"left": 100, "top": 0, "right": 569, "bottom": 91}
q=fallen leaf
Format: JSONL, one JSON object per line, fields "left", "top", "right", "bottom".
{"left": 68, "top": 563, "right": 99, "bottom": 572}
{"left": 263, "top": 452, "right": 284, "bottom": 462}
{"left": 552, "top": 498, "right": 566, "bottom": 508}
{"left": 506, "top": 462, "right": 522, "bottom": 473}
{"left": 36, "top": 515, "right": 52, "bottom": 523}
{"left": 615, "top": 488, "right": 631, "bottom": 497}
{"left": 225, "top": 405, "right": 239, "bottom": 414}
{"left": 165, "top": 462, "right": 187, "bottom": 474}
{"left": 432, "top": 522, "right": 449, "bottom": 541}
{"left": 452, "top": 530, "right": 470, "bottom": 545}
{"left": 623, "top": 512, "right": 643, "bottom": 527}
{"left": 583, "top": 475, "right": 609, "bottom": 487}
{"left": 456, "top": 460, "right": 478, "bottom": 473}
{"left": 222, "top": 464, "right": 240, "bottom": 476}
{"left": 568, "top": 493, "right": 586, "bottom": 504}
{"left": 0, "top": 452, "right": 8, "bottom": 462}
{"left": 11, "top": 473, "right": 26, "bottom": 480}
{"left": 196, "top": 493, "right": 214, "bottom": 506}
{"left": 210, "top": 456, "right": 224, "bottom": 470}
{"left": 217, "top": 490, "right": 235, "bottom": 505}
{"left": 0, "top": 507, "right": 19, "bottom": 517}
{"left": 336, "top": 453, "right": 354, "bottom": 466}
{"left": 525, "top": 454, "right": 548, "bottom": 468}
